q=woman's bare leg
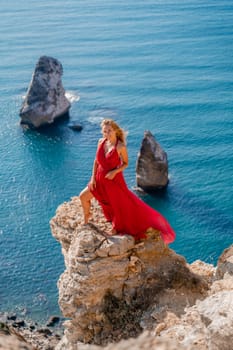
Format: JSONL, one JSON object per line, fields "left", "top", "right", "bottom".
{"left": 79, "top": 187, "right": 94, "bottom": 224}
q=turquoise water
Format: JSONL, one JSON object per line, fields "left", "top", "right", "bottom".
{"left": 0, "top": 0, "right": 232, "bottom": 322}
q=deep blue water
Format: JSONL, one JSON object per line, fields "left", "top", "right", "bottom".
{"left": 0, "top": 0, "right": 233, "bottom": 322}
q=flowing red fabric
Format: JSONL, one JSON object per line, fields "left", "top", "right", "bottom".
{"left": 89, "top": 139, "right": 175, "bottom": 243}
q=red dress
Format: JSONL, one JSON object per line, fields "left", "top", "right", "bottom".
{"left": 89, "top": 139, "right": 175, "bottom": 244}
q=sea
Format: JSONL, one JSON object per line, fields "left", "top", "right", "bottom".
{"left": 0, "top": 0, "right": 232, "bottom": 323}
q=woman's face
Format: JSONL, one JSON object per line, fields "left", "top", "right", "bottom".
{"left": 102, "top": 125, "right": 116, "bottom": 140}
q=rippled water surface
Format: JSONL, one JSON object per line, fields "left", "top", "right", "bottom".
{"left": 0, "top": 0, "right": 233, "bottom": 322}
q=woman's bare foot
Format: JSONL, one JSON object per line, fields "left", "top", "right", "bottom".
{"left": 84, "top": 212, "right": 92, "bottom": 224}
{"left": 106, "top": 228, "right": 117, "bottom": 236}
{"left": 79, "top": 187, "right": 94, "bottom": 224}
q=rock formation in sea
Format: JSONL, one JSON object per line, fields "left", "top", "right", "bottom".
{"left": 20, "top": 56, "right": 70, "bottom": 128}
{"left": 136, "top": 131, "right": 169, "bottom": 192}
{"left": 50, "top": 196, "right": 233, "bottom": 350}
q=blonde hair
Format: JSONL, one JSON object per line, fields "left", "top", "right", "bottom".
{"left": 101, "top": 119, "right": 127, "bottom": 144}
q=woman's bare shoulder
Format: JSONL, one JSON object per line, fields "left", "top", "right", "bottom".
{"left": 117, "top": 140, "right": 126, "bottom": 150}
{"left": 98, "top": 137, "right": 105, "bottom": 144}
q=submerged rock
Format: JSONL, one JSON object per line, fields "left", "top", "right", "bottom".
{"left": 136, "top": 131, "right": 169, "bottom": 192}
{"left": 68, "top": 121, "right": 83, "bottom": 131}
{"left": 20, "top": 56, "right": 71, "bottom": 128}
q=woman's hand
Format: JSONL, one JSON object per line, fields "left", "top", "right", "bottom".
{"left": 105, "top": 170, "right": 117, "bottom": 180}
{"left": 89, "top": 176, "right": 96, "bottom": 190}
{"left": 105, "top": 143, "right": 128, "bottom": 180}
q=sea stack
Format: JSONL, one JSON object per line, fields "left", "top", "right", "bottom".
{"left": 136, "top": 131, "right": 169, "bottom": 192}
{"left": 20, "top": 56, "right": 70, "bottom": 128}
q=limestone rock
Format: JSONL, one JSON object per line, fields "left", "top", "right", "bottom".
{"left": 50, "top": 197, "right": 209, "bottom": 349}
{"left": 0, "top": 312, "right": 63, "bottom": 350}
{"left": 160, "top": 287, "right": 233, "bottom": 350}
{"left": 2, "top": 196, "right": 233, "bottom": 350}
{"left": 136, "top": 131, "right": 169, "bottom": 192}
{"left": 50, "top": 197, "right": 233, "bottom": 350}
{"left": 215, "top": 244, "right": 233, "bottom": 279}
{"left": 156, "top": 251, "right": 233, "bottom": 350}
{"left": 58, "top": 331, "right": 187, "bottom": 350}
{"left": 20, "top": 56, "right": 70, "bottom": 128}
{"left": 0, "top": 332, "right": 34, "bottom": 350}
{"left": 0, "top": 322, "right": 33, "bottom": 350}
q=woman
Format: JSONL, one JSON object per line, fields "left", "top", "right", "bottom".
{"left": 79, "top": 119, "right": 175, "bottom": 244}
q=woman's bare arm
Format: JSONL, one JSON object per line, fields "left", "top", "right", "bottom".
{"left": 90, "top": 139, "right": 102, "bottom": 189}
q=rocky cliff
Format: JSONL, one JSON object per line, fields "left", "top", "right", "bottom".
{"left": 50, "top": 196, "right": 233, "bottom": 350}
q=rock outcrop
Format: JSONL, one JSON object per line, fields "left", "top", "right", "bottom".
{"left": 0, "top": 322, "right": 34, "bottom": 350}
{"left": 2, "top": 198, "right": 232, "bottom": 350}
{"left": 50, "top": 197, "right": 233, "bottom": 350}
{"left": 136, "top": 131, "right": 169, "bottom": 192}
{"left": 20, "top": 56, "right": 70, "bottom": 128}
{"left": 0, "top": 312, "right": 63, "bottom": 350}
{"left": 0, "top": 333, "right": 34, "bottom": 350}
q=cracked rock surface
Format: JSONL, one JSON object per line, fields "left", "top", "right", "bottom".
{"left": 50, "top": 197, "right": 220, "bottom": 349}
